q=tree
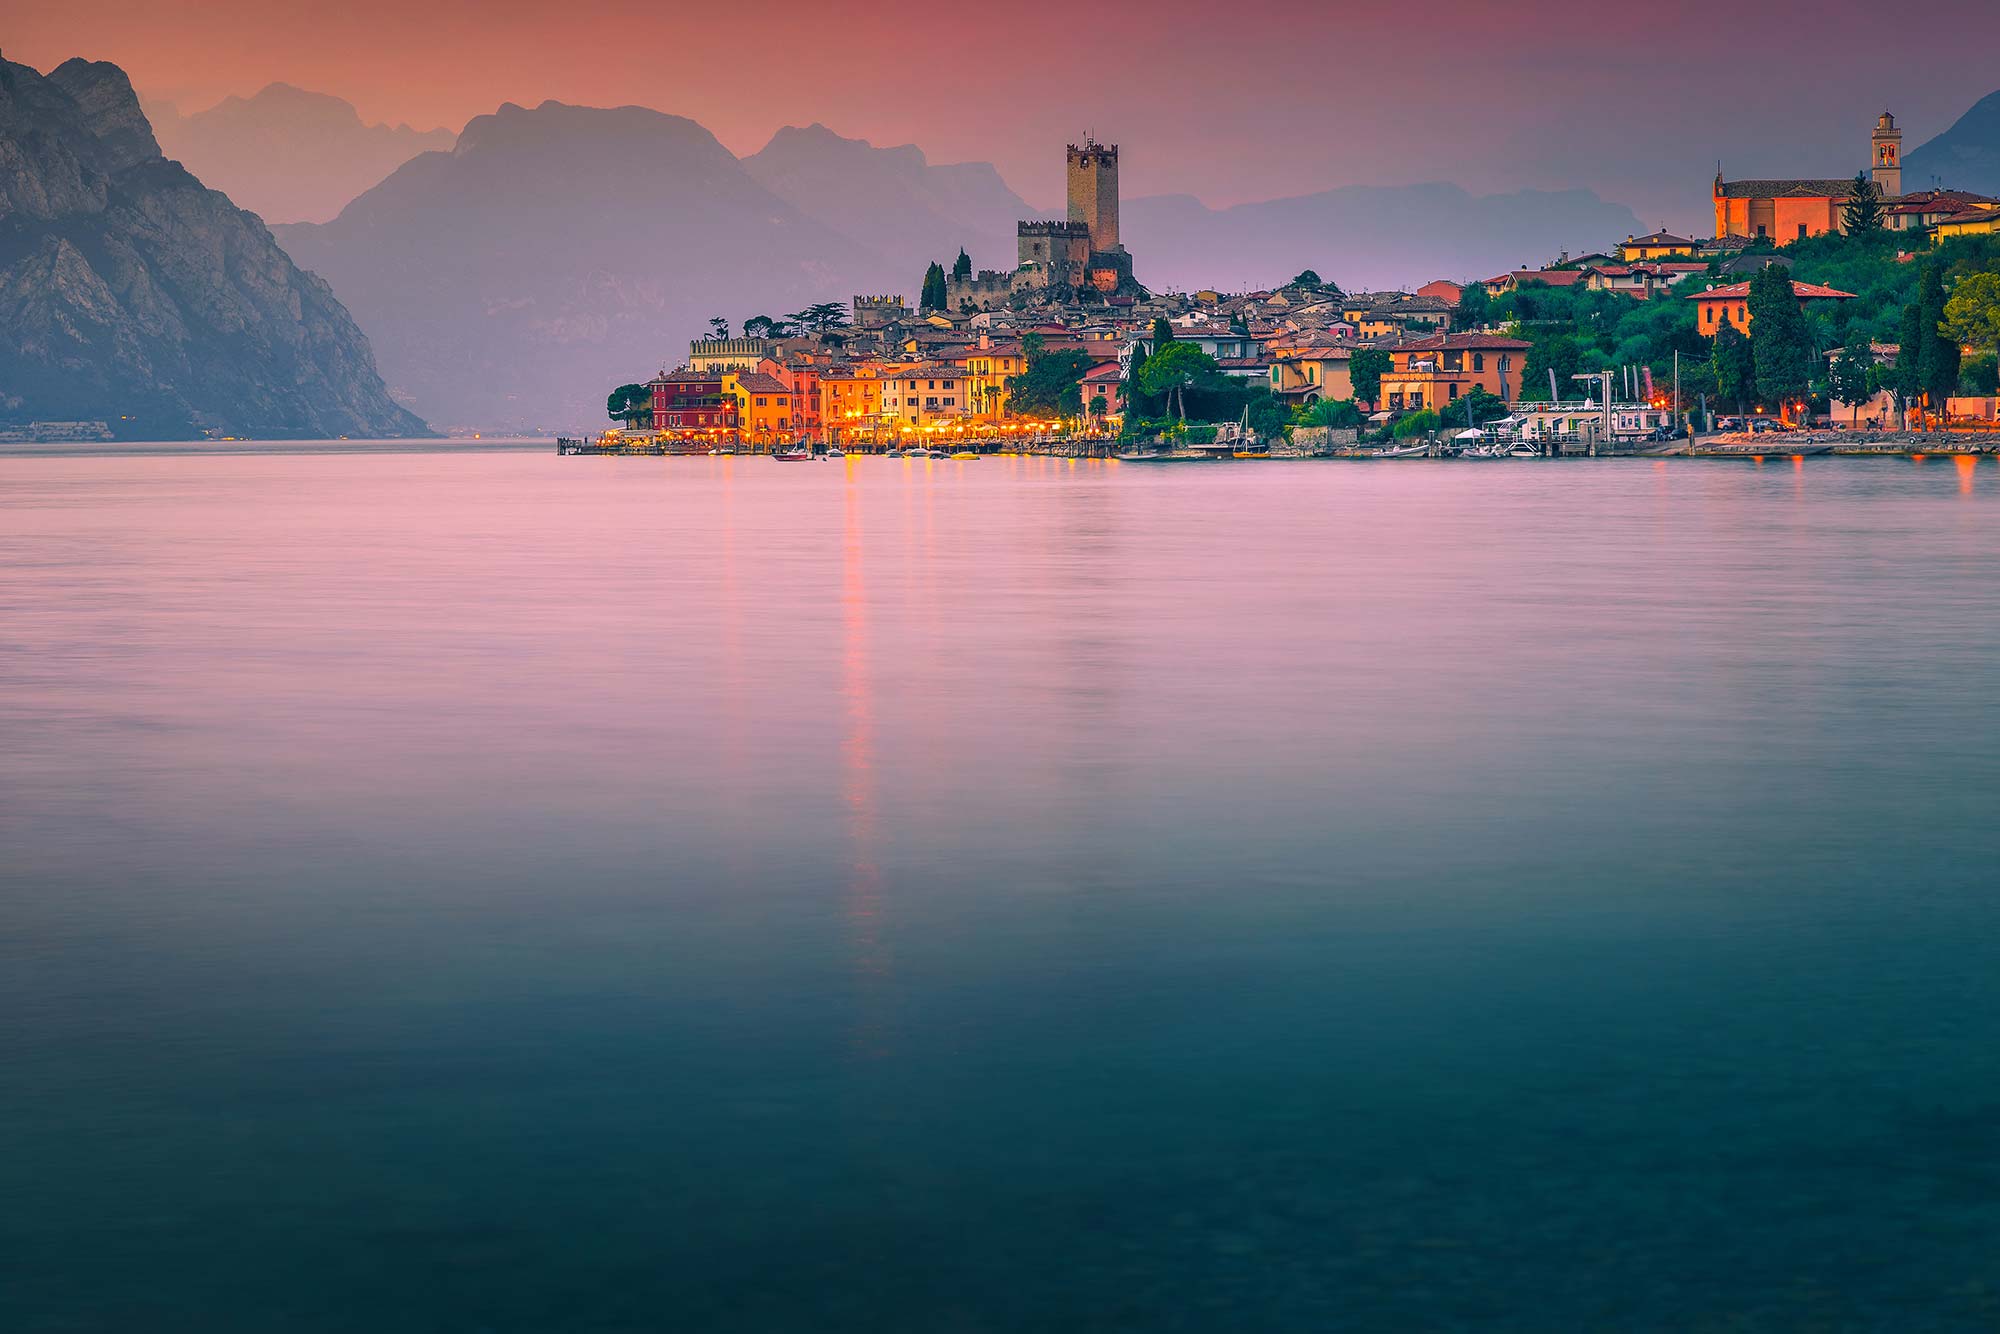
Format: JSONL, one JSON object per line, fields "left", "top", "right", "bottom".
{"left": 1944, "top": 271, "right": 2000, "bottom": 359}
{"left": 1519, "top": 334, "right": 1581, "bottom": 403}
{"left": 1391, "top": 409, "right": 1440, "bottom": 439}
{"left": 606, "top": 383, "right": 651, "bottom": 427}
{"left": 1150, "top": 316, "right": 1176, "bottom": 347}
{"left": 1301, "top": 398, "right": 1363, "bottom": 429}
{"left": 1348, "top": 346, "right": 1392, "bottom": 409}
{"left": 1123, "top": 343, "right": 1151, "bottom": 420}
{"left": 1915, "top": 261, "right": 1961, "bottom": 422}
{"left": 1749, "top": 264, "right": 1811, "bottom": 413}
{"left": 1137, "top": 342, "right": 1221, "bottom": 420}
{"left": 1290, "top": 269, "right": 1322, "bottom": 288}
{"left": 951, "top": 249, "right": 972, "bottom": 281}
{"left": 1006, "top": 345, "right": 1094, "bottom": 416}
{"left": 708, "top": 316, "right": 730, "bottom": 340}
{"left": 1246, "top": 393, "right": 1290, "bottom": 440}
{"left": 1841, "top": 173, "right": 1883, "bottom": 234}
{"left": 920, "top": 262, "right": 948, "bottom": 312}
{"left": 1895, "top": 302, "right": 1925, "bottom": 426}
{"left": 743, "top": 315, "right": 781, "bottom": 340}
{"left": 1451, "top": 282, "right": 1492, "bottom": 331}
{"left": 1829, "top": 345, "right": 1873, "bottom": 426}
{"left": 1959, "top": 354, "right": 1998, "bottom": 397}
{"left": 1454, "top": 387, "right": 1509, "bottom": 427}
{"left": 1712, "top": 322, "right": 1755, "bottom": 413}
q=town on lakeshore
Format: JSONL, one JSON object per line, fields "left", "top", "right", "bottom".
{"left": 582, "top": 118, "right": 2000, "bottom": 462}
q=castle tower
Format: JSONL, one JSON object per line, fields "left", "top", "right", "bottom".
{"left": 1067, "top": 139, "right": 1120, "bottom": 254}
{"left": 1871, "top": 111, "right": 1902, "bottom": 199}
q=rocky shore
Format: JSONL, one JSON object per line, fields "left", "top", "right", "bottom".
{"left": 1703, "top": 429, "right": 2000, "bottom": 453}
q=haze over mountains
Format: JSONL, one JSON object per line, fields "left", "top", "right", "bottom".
{"left": 274, "top": 102, "right": 896, "bottom": 432}
{"left": 144, "top": 84, "right": 454, "bottom": 224}
{"left": 0, "top": 55, "right": 428, "bottom": 439}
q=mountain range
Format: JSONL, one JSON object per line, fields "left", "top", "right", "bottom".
{"left": 1904, "top": 90, "right": 2000, "bottom": 196}
{"left": 144, "top": 84, "right": 454, "bottom": 225}
{"left": 274, "top": 102, "right": 900, "bottom": 432}
{"left": 0, "top": 55, "right": 429, "bottom": 440}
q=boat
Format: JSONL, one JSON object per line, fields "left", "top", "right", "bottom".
{"left": 906, "top": 447, "right": 938, "bottom": 458}
{"left": 1232, "top": 449, "right": 1271, "bottom": 459}
{"left": 772, "top": 447, "right": 812, "bottom": 462}
{"left": 1507, "top": 443, "right": 1542, "bottom": 459}
{"left": 949, "top": 451, "right": 980, "bottom": 460}
{"left": 1117, "top": 451, "right": 1214, "bottom": 463}
{"left": 1373, "top": 442, "right": 1430, "bottom": 459}
{"left": 826, "top": 447, "right": 845, "bottom": 458}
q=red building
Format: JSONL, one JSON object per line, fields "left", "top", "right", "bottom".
{"left": 649, "top": 371, "right": 736, "bottom": 434}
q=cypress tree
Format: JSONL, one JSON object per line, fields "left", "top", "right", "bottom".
{"left": 920, "top": 262, "right": 948, "bottom": 312}
{"left": 1895, "top": 302, "right": 1925, "bottom": 424}
{"left": 1748, "top": 264, "right": 1811, "bottom": 411}
{"left": 951, "top": 249, "right": 972, "bottom": 281}
{"left": 1712, "top": 321, "right": 1755, "bottom": 413}
{"left": 1915, "top": 261, "right": 1960, "bottom": 421}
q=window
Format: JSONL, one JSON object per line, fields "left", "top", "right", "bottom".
{"left": 755, "top": 397, "right": 766, "bottom": 407}
{"left": 1448, "top": 384, "right": 1460, "bottom": 401}
{"left": 1472, "top": 353, "right": 1485, "bottom": 372}
{"left": 1797, "top": 224, "right": 1807, "bottom": 240}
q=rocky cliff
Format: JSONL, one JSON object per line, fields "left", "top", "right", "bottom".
{"left": 0, "top": 55, "right": 430, "bottom": 439}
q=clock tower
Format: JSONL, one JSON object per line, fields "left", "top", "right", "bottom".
{"left": 1871, "top": 111, "right": 1902, "bottom": 200}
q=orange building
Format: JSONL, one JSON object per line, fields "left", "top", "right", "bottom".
{"left": 1687, "top": 279, "right": 1858, "bottom": 337}
{"left": 1380, "top": 333, "right": 1530, "bottom": 412}
{"left": 1416, "top": 279, "right": 1463, "bottom": 305}
{"left": 722, "top": 370, "right": 798, "bottom": 444}
{"left": 818, "top": 366, "right": 888, "bottom": 445}
{"left": 1711, "top": 176, "right": 1851, "bottom": 244}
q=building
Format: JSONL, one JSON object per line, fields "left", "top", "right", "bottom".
{"left": 1079, "top": 361, "right": 1126, "bottom": 419}
{"left": 1483, "top": 268, "right": 1588, "bottom": 297}
{"left": 1932, "top": 202, "right": 2000, "bottom": 244}
{"left": 853, "top": 295, "right": 909, "bottom": 330}
{"left": 1269, "top": 347, "right": 1355, "bottom": 405}
{"left": 818, "top": 366, "right": 888, "bottom": 445}
{"left": 689, "top": 338, "right": 773, "bottom": 373}
{"left": 1416, "top": 280, "right": 1463, "bottom": 305}
{"left": 1687, "top": 279, "right": 1858, "bottom": 337}
{"left": 945, "top": 269, "right": 1014, "bottom": 312}
{"left": 1885, "top": 189, "right": 2000, "bottom": 233}
{"left": 880, "top": 366, "right": 970, "bottom": 429}
{"left": 649, "top": 370, "right": 736, "bottom": 435}
{"left": 1015, "top": 138, "right": 1136, "bottom": 295}
{"left": 1712, "top": 112, "right": 1904, "bottom": 242}
{"left": 1620, "top": 231, "right": 1699, "bottom": 261}
{"left": 1379, "top": 333, "right": 1531, "bottom": 412}
{"left": 722, "top": 370, "right": 798, "bottom": 442}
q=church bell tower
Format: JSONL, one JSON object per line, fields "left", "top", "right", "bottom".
{"left": 1871, "top": 111, "right": 1902, "bottom": 200}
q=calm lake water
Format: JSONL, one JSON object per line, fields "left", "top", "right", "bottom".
{"left": 6, "top": 446, "right": 2000, "bottom": 1331}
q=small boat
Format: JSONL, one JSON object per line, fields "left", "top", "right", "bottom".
{"left": 906, "top": 447, "right": 939, "bottom": 458}
{"left": 949, "top": 451, "right": 980, "bottom": 460}
{"left": 1373, "top": 442, "right": 1430, "bottom": 459}
{"left": 772, "top": 448, "right": 812, "bottom": 462}
{"left": 1507, "top": 443, "right": 1542, "bottom": 459}
{"left": 826, "top": 448, "right": 845, "bottom": 458}
{"left": 1232, "top": 449, "right": 1271, "bottom": 459}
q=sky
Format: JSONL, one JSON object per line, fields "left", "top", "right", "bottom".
{"left": 10, "top": 0, "right": 2000, "bottom": 231}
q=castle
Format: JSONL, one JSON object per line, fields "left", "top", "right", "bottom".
{"left": 1712, "top": 111, "right": 1903, "bottom": 243}
{"left": 1011, "top": 139, "right": 1137, "bottom": 298}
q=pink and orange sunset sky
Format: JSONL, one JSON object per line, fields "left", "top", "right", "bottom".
{"left": 11, "top": 0, "right": 2000, "bottom": 226}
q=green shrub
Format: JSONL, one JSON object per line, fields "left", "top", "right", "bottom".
{"left": 1392, "top": 409, "right": 1440, "bottom": 439}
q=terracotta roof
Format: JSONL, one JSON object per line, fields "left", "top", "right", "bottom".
{"left": 1686, "top": 280, "right": 1859, "bottom": 301}
{"left": 731, "top": 372, "right": 791, "bottom": 393}
{"left": 1398, "top": 333, "right": 1533, "bottom": 352}
{"left": 1490, "top": 269, "right": 1587, "bottom": 287}
{"left": 1715, "top": 178, "right": 1852, "bottom": 199}
{"left": 1625, "top": 231, "right": 1695, "bottom": 246}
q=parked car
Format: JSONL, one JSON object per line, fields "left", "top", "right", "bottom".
{"left": 1717, "top": 416, "right": 1744, "bottom": 431}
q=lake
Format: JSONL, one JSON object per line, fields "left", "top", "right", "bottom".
{"left": 5, "top": 446, "right": 2000, "bottom": 1331}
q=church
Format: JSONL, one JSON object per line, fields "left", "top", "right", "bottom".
{"left": 1712, "top": 112, "right": 1903, "bottom": 243}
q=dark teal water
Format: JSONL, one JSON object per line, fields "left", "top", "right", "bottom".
{"left": 5, "top": 449, "right": 2000, "bottom": 1331}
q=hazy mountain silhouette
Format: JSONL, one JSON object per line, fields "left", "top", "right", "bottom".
{"left": 0, "top": 55, "right": 429, "bottom": 439}
{"left": 743, "top": 123, "right": 1028, "bottom": 276}
{"left": 1904, "top": 90, "right": 2000, "bottom": 196}
{"left": 145, "top": 83, "right": 454, "bottom": 225}
{"left": 274, "top": 101, "right": 895, "bottom": 432}
{"left": 1124, "top": 184, "right": 1647, "bottom": 293}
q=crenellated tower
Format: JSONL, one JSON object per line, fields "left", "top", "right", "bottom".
{"left": 1067, "top": 139, "right": 1120, "bottom": 254}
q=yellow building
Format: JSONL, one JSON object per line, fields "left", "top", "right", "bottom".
{"left": 958, "top": 344, "right": 1030, "bottom": 419}
{"left": 722, "top": 370, "right": 797, "bottom": 444}
{"left": 1934, "top": 204, "right": 2000, "bottom": 244}
{"left": 1619, "top": 231, "right": 1698, "bottom": 261}
{"left": 880, "top": 366, "right": 971, "bottom": 434}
